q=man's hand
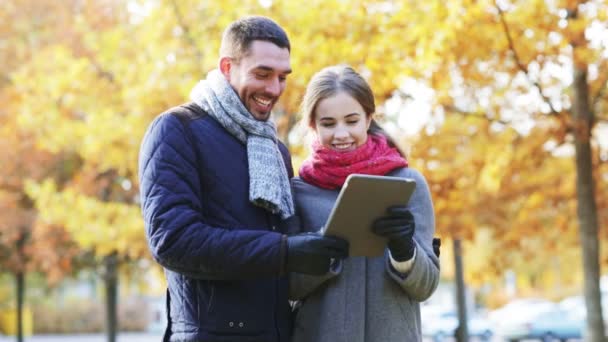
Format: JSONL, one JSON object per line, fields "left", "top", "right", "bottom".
{"left": 371, "top": 206, "right": 416, "bottom": 262}
{"left": 286, "top": 233, "right": 349, "bottom": 275}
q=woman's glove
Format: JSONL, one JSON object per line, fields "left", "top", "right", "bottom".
{"left": 371, "top": 206, "right": 415, "bottom": 261}
{"left": 432, "top": 237, "right": 441, "bottom": 257}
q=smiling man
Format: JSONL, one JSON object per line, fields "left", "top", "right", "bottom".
{"left": 138, "top": 16, "right": 349, "bottom": 342}
{"left": 220, "top": 38, "right": 291, "bottom": 121}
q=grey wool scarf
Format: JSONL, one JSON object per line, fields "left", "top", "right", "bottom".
{"left": 190, "top": 69, "right": 294, "bottom": 219}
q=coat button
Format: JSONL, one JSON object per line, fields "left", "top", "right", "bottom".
{"left": 239, "top": 322, "right": 244, "bottom": 328}
{"left": 272, "top": 225, "right": 276, "bottom": 231}
{"left": 229, "top": 321, "right": 234, "bottom": 327}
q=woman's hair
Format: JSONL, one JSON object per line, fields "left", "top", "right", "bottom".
{"left": 300, "top": 65, "right": 404, "bottom": 156}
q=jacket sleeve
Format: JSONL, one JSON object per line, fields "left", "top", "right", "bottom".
{"left": 138, "top": 113, "right": 286, "bottom": 279}
{"left": 282, "top": 208, "right": 341, "bottom": 300}
{"left": 385, "top": 168, "right": 440, "bottom": 301}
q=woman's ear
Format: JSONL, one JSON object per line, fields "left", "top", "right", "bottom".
{"left": 308, "top": 112, "right": 318, "bottom": 131}
{"left": 309, "top": 120, "right": 317, "bottom": 131}
{"left": 366, "top": 114, "right": 374, "bottom": 131}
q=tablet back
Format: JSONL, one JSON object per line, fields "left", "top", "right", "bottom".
{"left": 323, "top": 174, "right": 416, "bottom": 257}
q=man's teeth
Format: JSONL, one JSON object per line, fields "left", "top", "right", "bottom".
{"left": 254, "top": 96, "right": 271, "bottom": 106}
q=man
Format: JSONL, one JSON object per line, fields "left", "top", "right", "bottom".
{"left": 138, "top": 16, "right": 348, "bottom": 342}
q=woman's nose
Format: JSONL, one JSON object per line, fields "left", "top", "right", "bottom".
{"left": 333, "top": 126, "right": 349, "bottom": 139}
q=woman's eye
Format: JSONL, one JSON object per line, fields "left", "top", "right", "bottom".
{"left": 347, "top": 120, "right": 359, "bottom": 125}
{"left": 321, "top": 122, "right": 335, "bottom": 128}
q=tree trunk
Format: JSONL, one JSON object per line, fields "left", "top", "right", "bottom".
{"left": 453, "top": 239, "right": 469, "bottom": 342}
{"left": 103, "top": 252, "right": 119, "bottom": 342}
{"left": 572, "top": 66, "right": 605, "bottom": 341}
{"left": 15, "top": 271, "right": 25, "bottom": 342}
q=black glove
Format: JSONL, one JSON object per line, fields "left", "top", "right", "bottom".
{"left": 432, "top": 237, "right": 441, "bottom": 257}
{"left": 371, "top": 206, "right": 415, "bottom": 262}
{"left": 286, "top": 233, "right": 349, "bottom": 275}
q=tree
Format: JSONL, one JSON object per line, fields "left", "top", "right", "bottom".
{"left": 407, "top": 1, "right": 607, "bottom": 338}
{"left": 3, "top": 1, "right": 153, "bottom": 340}
{"left": 5, "top": 0, "right": 607, "bottom": 339}
{"left": 0, "top": 111, "right": 79, "bottom": 342}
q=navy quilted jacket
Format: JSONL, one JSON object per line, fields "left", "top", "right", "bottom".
{"left": 138, "top": 102, "right": 293, "bottom": 342}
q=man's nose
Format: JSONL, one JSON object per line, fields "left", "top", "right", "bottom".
{"left": 265, "top": 78, "right": 281, "bottom": 97}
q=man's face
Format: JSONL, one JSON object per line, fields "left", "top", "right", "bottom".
{"left": 224, "top": 40, "right": 292, "bottom": 121}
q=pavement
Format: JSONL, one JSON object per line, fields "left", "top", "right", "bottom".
{"left": 0, "top": 332, "right": 163, "bottom": 342}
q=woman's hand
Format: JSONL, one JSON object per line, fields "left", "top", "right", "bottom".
{"left": 371, "top": 206, "right": 415, "bottom": 261}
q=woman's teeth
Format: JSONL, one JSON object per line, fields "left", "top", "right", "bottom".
{"left": 334, "top": 143, "right": 353, "bottom": 150}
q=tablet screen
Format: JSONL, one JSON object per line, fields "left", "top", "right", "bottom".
{"left": 323, "top": 174, "right": 416, "bottom": 257}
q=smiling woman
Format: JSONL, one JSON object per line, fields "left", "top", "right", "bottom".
{"left": 289, "top": 65, "right": 440, "bottom": 342}
{"left": 314, "top": 92, "right": 372, "bottom": 151}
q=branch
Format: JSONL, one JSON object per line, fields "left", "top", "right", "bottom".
{"left": 92, "top": 61, "right": 115, "bottom": 83}
{"left": 0, "top": 73, "right": 11, "bottom": 87}
{"left": 494, "top": 1, "right": 561, "bottom": 116}
{"left": 442, "top": 104, "right": 511, "bottom": 126}
{"left": 0, "top": 183, "right": 23, "bottom": 194}
{"left": 593, "top": 73, "right": 608, "bottom": 109}
{"left": 170, "top": 0, "right": 204, "bottom": 68}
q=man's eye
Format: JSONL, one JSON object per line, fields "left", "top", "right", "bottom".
{"left": 279, "top": 75, "right": 287, "bottom": 82}
{"left": 256, "top": 73, "right": 269, "bottom": 79}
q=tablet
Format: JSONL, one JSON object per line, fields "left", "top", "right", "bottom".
{"left": 322, "top": 174, "right": 416, "bottom": 257}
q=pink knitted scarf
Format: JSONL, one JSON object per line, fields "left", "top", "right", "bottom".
{"left": 299, "top": 134, "right": 408, "bottom": 189}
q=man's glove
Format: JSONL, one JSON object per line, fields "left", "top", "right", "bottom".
{"left": 371, "top": 206, "right": 416, "bottom": 262}
{"left": 286, "top": 233, "right": 349, "bottom": 275}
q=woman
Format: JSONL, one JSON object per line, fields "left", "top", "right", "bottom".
{"left": 289, "top": 65, "right": 440, "bottom": 342}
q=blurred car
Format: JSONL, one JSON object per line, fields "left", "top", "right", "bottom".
{"left": 559, "top": 294, "right": 608, "bottom": 318}
{"left": 560, "top": 293, "right": 608, "bottom": 339}
{"left": 489, "top": 298, "right": 558, "bottom": 325}
{"left": 498, "top": 307, "right": 584, "bottom": 341}
{"left": 422, "top": 310, "right": 494, "bottom": 341}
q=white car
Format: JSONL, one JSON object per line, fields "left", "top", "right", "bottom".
{"left": 498, "top": 307, "right": 584, "bottom": 341}
{"left": 489, "top": 298, "right": 557, "bottom": 325}
{"left": 489, "top": 298, "right": 561, "bottom": 340}
{"left": 422, "top": 310, "right": 494, "bottom": 342}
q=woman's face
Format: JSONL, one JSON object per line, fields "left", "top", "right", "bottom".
{"left": 313, "top": 92, "right": 372, "bottom": 152}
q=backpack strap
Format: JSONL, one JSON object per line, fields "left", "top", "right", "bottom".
{"left": 170, "top": 101, "right": 208, "bottom": 197}
{"left": 171, "top": 101, "right": 208, "bottom": 125}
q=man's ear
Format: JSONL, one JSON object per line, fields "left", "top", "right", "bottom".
{"left": 219, "top": 57, "right": 232, "bottom": 81}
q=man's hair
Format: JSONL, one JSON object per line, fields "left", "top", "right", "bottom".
{"left": 220, "top": 16, "right": 290, "bottom": 62}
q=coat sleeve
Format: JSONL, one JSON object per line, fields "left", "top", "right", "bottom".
{"left": 288, "top": 262, "right": 341, "bottom": 301}
{"left": 384, "top": 168, "right": 440, "bottom": 301}
{"left": 138, "top": 113, "right": 286, "bottom": 279}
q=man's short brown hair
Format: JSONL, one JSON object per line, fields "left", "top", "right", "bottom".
{"left": 220, "top": 16, "right": 290, "bottom": 62}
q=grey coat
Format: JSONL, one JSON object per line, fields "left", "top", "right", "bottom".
{"left": 289, "top": 168, "right": 439, "bottom": 342}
